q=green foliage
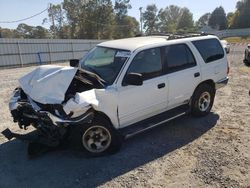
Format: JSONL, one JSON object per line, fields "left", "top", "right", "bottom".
{"left": 208, "top": 6, "right": 228, "bottom": 30}
{"left": 177, "top": 8, "right": 194, "bottom": 31}
{"left": 142, "top": 4, "right": 195, "bottom": 34}
{"left": 15, "top": 23, "right": 50, "bottom": 38}
{"left": 62, "top": 0, "right": 138, "bottom": 39}
{"left": 114, "top": 0, "right": 131, "bottom": 18}
{"left": 231, "top": 0, "right": 250, "bottom": 28}
{"left": 113, "top": 0, "right": 139, "bottom": 39}
{"left": 47, "top": 4, "right": 65, "bottom": 38}
{"left": 158, "top": 5, "right": 183, "bottom": 33}
{"left": 0, "top": 28, "right": 18, "bottom": 38}
{"left": 3, "top": 1, "right": 250, "bottom": 39}
{"left": 143, "top": 4, "right": 159, "bottom": 34}
{"left": 196, "top": 13, "right": 211, "bottom": 28}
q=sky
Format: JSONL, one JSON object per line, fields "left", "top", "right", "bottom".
{"left": 0, "top": 0, "right": 238, "bottom": 29}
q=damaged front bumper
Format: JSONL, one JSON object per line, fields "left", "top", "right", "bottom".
{"left": 3, "top": 88, "right": 94, "bottom": 147}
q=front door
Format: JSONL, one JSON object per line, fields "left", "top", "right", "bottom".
{"left": 117, "top": 47, "right": 168, "bottom": 128}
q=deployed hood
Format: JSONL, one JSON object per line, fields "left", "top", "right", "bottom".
{"left": 19, "top": 65, "right": 77, "bottom": 104}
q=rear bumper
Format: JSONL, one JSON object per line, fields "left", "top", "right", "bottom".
{"left": 215, "top": 77, "right": 229, "bottom": 90}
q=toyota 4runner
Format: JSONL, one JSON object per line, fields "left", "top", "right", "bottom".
{"left": 2, "top": 34, "right": 229, "bottom": 156}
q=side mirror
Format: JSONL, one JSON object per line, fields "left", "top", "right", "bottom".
{"left": 70, "top": 59, "right": 79, "bottom": 67}
{"left": 123, "top": 73, "right": 143, "bottom": 86}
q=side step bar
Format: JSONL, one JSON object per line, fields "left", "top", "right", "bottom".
{"left": 120, "top": 104, "right": 190, "bottom": 139}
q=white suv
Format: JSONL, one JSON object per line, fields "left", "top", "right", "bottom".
{"left": 3, "top": 34, "right": 229, "bottom": 156}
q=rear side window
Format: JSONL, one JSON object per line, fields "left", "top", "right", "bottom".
{"left": 163, "top": 44, "right": 197, "bottom": 73}
{"left": 192, "top": 39, "right": 224, "bottom": 63}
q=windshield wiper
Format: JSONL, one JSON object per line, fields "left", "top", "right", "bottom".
{"left": 78, "top": 68, "right": 107, "bottom": 87}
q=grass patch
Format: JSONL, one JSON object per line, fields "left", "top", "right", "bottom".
{"left": 224, "top": 37, "right": 250, "bottom": 43}
{"left": 239, "top": 66, "right": 250, "bottom": 74}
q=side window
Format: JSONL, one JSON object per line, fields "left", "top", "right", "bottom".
{"left": 192, "top": 39, "right": 224, "bottom": 63}
{"left": 127, "top": 48, "right": 162, "bottom": 80}
{"left": 163, "top": 44, "right": 196, "bottom": 73}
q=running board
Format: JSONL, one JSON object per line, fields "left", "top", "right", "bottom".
{"left": 120, "top": 104, "right": 190, "bottom": 139}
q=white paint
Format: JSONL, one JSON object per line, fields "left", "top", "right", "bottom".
{"left": 19, "top": 65, "right": 77, "bottom": 104}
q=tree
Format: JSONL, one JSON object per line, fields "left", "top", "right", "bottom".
{"left": 113, "top": 0, "right": 139, "bottom": 39}
{"left": 33, "top": 26, "right": 50, "bottom": 38}
{"left": 16, "top": 23, "right": 35, "bottom": 38}
{"left": 143, "top": 4, "right": 159, "bottom": 34}
{"left": 208, "top": 6, "right": 228, "bottom": 30}
{"left": 0, "top": 28, "right": 18, "bottom": 38}
{"left": 16, "top": 23, "right": 50, "bottom": 38}
{"left": 158, "top": 5, "right": 183, "bottom": 33}
{"left": 114, "top": 15, "right": 139, "bottom": 39}
{"left": 231, "top": 0, "right": 250, "bottom": 28}
{"left": 177, "top": 8, "right": 194, "bottom": 31}
{"left": 45, "top": 4, "right": 67, "bottom": 38}
{"left": 196, "top": 13, "right": 211, "bottom": 28}
{"left": 227, "top": 12, "right": 235, "bottom": 28}
{"left": 62, "top": 0, "right": 85, "bottom": 39}
{"left": 82, "top": 0, "right": 115, "bottom": 39}
{"left": 114, "top": 0, "right": 131, "bottom": 18}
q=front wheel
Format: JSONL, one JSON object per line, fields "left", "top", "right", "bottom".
{"left": 70, "top": 116, "right": 122, "bottom": 157}
{"left": 191, "top": 84, "right": 215, "bottom": 117}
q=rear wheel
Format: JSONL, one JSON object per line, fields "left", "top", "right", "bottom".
{"left": 191, "top": 84, "right": 215, "bottom": 117}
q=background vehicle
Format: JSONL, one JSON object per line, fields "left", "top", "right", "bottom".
{"left": 220, "top": 40, "right": 230, "bottom": 54}
{"left": 2, "top": 34, "right": 229, "bottom": 156}
{"left": 244, "top": 44, "right": 250, "bottom": 64}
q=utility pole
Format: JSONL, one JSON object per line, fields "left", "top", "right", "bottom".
{"left": 139, "top": 7, "right": 143, "bottom": 34}
{"left": 49, "top": 3, "right": 56, "bottom": 38}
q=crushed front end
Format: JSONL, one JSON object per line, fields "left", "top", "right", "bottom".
{"left": 1, "top": 65, "right": 106, "bottom": 153}
{"left": 4, "top": 87, "right": 94, "bottom": 148}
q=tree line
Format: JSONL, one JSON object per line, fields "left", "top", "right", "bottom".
{"left": 1, "top": 0, "right": 250, "bottom": 39}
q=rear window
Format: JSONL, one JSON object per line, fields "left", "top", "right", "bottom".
{"left": 192, "top": 39, "right": 224, "bottom": 63}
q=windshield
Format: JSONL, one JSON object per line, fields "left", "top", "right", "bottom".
{"left": 80, "top": 47, "right": 130, "bottom": 85}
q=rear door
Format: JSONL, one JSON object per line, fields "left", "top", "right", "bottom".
{"left": 163, "top": 43, "right": 201, "bottom": 109}
{"left": 191, "top": 38, "right": 228, "bottom": 83}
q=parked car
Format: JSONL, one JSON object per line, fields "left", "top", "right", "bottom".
{"left": 2, "top": 34, "right": 229, "bottom": 156}
{"left": 244, "top": 44, "right": 250, "bottom": 64}
{"left": 220, "top": 40, "right": 230, "bottom": 54}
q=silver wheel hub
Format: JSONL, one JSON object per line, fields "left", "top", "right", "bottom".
{"left": 198, "top": 92, "right": 211, "bottom": 112}
{"left": 82, "top": 126, "right": 111, "bottom": 153}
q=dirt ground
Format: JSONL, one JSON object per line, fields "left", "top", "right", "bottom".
{"left": 0, "top": 45, "right": 249, "bottom": 188}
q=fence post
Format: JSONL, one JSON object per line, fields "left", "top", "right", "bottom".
{"left": 47, "top": 42, "right": 52, "bottom": 64}
{"left": 17, "top": 42, "right": 23, "bottom": 67}
{"left": 71, "top": 42, "right": 74, "bottom": 59}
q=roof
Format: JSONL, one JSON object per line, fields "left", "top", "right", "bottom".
{"left": 98, "top": 36, "right": 169, "bottom": 51}
{"left": 97, "top": 35, "right": 217, "bottom": 52}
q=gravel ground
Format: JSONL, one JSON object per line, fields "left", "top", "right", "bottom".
{"left": 0, "top": 46, "right": 249, "bottom": 188}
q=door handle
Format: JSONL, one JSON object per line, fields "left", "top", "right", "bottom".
{"left": 158, "top": 83, "right": 165, "bottom": 89}
{"left": 194, "top": 72, "right": 200, "bottom": 78}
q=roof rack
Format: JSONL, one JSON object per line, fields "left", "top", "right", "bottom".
{"left": 167, "top": 32, "right": 209, "bottom": 40}
{"left": 137, "top": 32, "right": 213, "bottom": 40}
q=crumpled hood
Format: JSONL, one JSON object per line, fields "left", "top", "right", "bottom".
{"left": 19, "top": 65, "right": 77, "bottom": 104}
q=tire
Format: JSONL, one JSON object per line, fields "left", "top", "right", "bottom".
{"left": 69, "top": 115, "right": 122, "bottom": 157}
{"left": 191, "top": 84, "right": 215, "bottom": 117}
